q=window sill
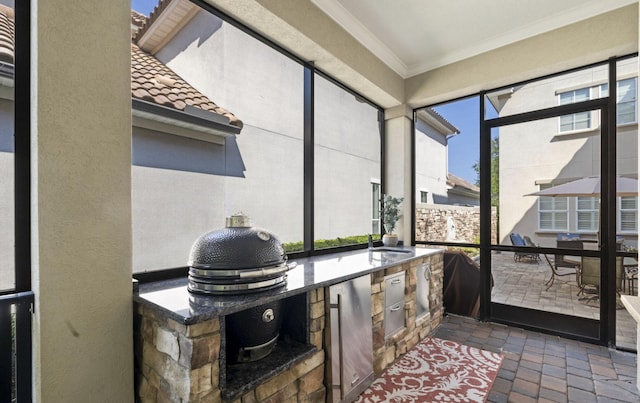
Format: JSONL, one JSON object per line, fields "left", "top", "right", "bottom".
{"left": 556, "top": 127, "right": 599, "bottom": 137}
{"left": 617, "top": 121, "right": 638, "bottom": 129}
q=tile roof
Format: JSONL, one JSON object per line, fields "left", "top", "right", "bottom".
{"left": 0, "top": 5, "right": 14, "bottom": 65}
{"left": 0, "top": 5, "right": 243, "bottom": 131}
{"left": 131, "top": 8, "right": 242, "bottom": 129}
{"left": 131, "top": 10, "right": 147, "bottom": 37}
{"left": 131, "top": 43, "right": 243, "bottom": 129}
{"left": 447, "top": 173, "right": 480, "bottom": 194}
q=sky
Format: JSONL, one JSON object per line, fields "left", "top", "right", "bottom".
{"left": 131, "top": 0, "right": 492, "bottom": 185}
{"left": 131, "top": 0, "right": 156, "bottom": 16}
{"left": 433, "top": 97, "right": 499, "bottom": 185}
{"left": 433, "top": 98, "right": 481, "bottom": 185}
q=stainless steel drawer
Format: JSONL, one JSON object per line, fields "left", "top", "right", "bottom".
{"left": 384, "top": 273, "right": 405, "bottom": 306}
{"left": 384, "top": 301, "right": 404, "bottom": 337}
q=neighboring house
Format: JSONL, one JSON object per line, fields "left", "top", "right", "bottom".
{"left": 446, "top": 173, "right": 480, "bottom": 206}
{"left": 493, "top": 58, "right": 638, "bottom": 248}
{"left": 415, "top": 108, "right": 479, "bottom": 206}
{"left": 1, "top": 6, "right": 248, "bottom": 275}
{"left": 414, "top": 108, "right": 458, "bottom": 204}
{"left": 130, "top": 1, "right": 381, "bottom": 271}
{"left": 130, "top": 8, "right": 247, "bottom": 271}
{"left": 414, "top": 108, "right": 482, "bottom": 244}
{"left": 0, "top": 1, "right": 476, "bottom": 276}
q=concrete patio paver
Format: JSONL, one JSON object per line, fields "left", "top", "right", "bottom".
{"left": 432, "top": 314, "right": 639, "bottom": 403}
{"left": 489, "top": 251, "right": 636, "bottom": 350}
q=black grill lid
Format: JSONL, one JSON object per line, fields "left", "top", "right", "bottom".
{"left": 188, "top": 213, "right": 287, "bottom": 271}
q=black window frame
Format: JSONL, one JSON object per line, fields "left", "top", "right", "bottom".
{"left": 0, "top": 0, "right": 31, "bottom": 296}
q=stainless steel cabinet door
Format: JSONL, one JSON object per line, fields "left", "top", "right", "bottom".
{"left": 329, "top": 275, "right": 373, "bottom": 402}
{"left": 416, "top": 263, "right": 431, "bottom": 319}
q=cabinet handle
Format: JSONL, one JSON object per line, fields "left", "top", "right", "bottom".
{"left": 351, "top": 375, "right": 360, "bottom": 386}
{"left": 390, "top": 304, "right": 401, "bottom": 312}
{"left": 391, "top": 278, "right": 401, "bottom": 285}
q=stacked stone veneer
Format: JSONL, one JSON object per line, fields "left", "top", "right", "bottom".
{"left": 415, "top": 204, "right": 497, "bottom": 244}
{"left": 370, "top": 253, "right": 444, "bottom": 374}
{"left": 134, "top": 288, "right": 327, "bottom": 402}
{"left": 134, "top": 306, "right": 223, "bottom": 402}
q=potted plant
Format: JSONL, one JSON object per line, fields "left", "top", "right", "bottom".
{"left": 381, "top": 194, "right": 404, "bottom": 247}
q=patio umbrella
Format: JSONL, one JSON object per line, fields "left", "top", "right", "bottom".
{"left": 526, "top": 176, "right": 638, "bottom": 197}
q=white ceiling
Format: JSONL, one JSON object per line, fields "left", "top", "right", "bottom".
{"left": 312, "top": 0, "right": 637, "bottom": 78}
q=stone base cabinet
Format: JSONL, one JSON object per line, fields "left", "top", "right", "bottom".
{"left": 134, "top": 290, "right": 327, "bottom": 403}
{"left": 370, "top": 254, "right": 444, "bottom": 374}
{"left": 134, "top": 249, "right": 443, "bottom": 402}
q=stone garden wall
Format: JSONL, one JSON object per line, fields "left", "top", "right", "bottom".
{"left": 415, "top": 204, "right": 497, "bottom": 245}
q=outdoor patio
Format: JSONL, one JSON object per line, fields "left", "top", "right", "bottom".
{"left": 490, "top": 251, "right": 637, "bottom": 351}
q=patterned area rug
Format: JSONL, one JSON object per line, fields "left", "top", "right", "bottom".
{"left": 356, "top": 337, "right": 503, "bottom": 402}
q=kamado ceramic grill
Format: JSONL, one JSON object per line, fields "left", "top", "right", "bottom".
{"left": 187, "top": 213, "right": 295, "bottom": 295}
{"left": 187, "top": 213, "right": 295, "bottom": 362}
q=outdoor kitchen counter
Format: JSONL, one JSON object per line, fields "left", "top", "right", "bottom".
{"left": 134, "top": 246, "right": 442, "bottom": 325}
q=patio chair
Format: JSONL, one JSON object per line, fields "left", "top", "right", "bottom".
{"left": 523, "top": 235, "right": 540, "bottom": 263}
{"left": 510, "top": 233, "right": 539, "bottom": 263}
{"left": 543, "top": 254, "right": 579, "bottom": 291}
{"left": 625, "top": 265, "right": 638, "bottom": 295}
{"left": 577, "top": 256, "right": 624, "bottom": 300}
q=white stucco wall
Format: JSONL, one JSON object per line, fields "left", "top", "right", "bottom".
{"left": 0, "top": 98, "right": 13, "bottom": 290}
{"left": 414, "top": 117, "right": 449, "bottom": 204}
{"left": 314, "top": 74, "right": 381, "bottom": 239}
{"left": 498, "top": 58, "right": 638, "bottom": 247}
{"left": 0, "top": 152, "right": 13, "bottom": 290}
{"left": 131, "top": 8, "right": 382, "bottom": 270}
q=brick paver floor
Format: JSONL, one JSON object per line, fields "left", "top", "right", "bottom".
{"left": 490, "top": 251, "right": 636, "bottom": 351}
{"left": 432, "top": 314, "right": 639, "bottom": 403}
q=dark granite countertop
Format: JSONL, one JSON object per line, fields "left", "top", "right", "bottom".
{"left": 134, "top": 246, "right": 442, "bottom": 325}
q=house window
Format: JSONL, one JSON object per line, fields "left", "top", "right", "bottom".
{"left": 372, "top": 182, "right": 380, "bottom": 234}
{"left": 538, "top": 185, "right": 568, "bottom": 231}
{"left": 577, "top": 197, "right": 599, "bottom": 232}
{"left": 619, "top": 196, "right": 638, "bottom": 233}
{"left": 558, "top": 88, "right": 591, "bottom": 132}
{"left": 420, "top": 191, "right": 428, "bottom": 203}
{"left": 602, "top": 78, "right": 638, "bottom": 124}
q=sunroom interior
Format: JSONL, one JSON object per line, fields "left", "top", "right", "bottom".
{"left": 2, "top": 0, "right": 639, "bottom": 401}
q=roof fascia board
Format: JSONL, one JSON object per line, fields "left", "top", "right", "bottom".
{"left": 137, "top": 0, "right": 199, "bottom": 54}
{"left": 416, "top": 109, "right": 459, "bottom": 136}
{"left": 448, "top": 187, "right": 480, "bottom": 199}
{"left": 132, "top": 114, "right": 225, "bottom": 145}
{"left": 132, "top": 99, "right": 241, "bottom": 141}
{"left": 149, "top": 5, "right": 200, "bottom": 54}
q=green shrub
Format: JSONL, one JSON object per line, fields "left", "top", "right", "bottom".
{"left": 283, "top": 234, "right": 381, "bottom": 253}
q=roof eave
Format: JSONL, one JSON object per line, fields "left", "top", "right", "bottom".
{"left": 448, "top": 187, "right": 480, "bottom": 199}
{"left": 132, "top": 99, "right": 241, "bottom": 141}
{"left": 416, "top": 108, "right": 460, "bottom": 137}
{"left": 135, "top": 0, "right": 199, "bottom": 54}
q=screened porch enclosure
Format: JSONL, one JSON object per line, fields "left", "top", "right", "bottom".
{"left": 415, "top": 56, "right": 639, "bottom": 349}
